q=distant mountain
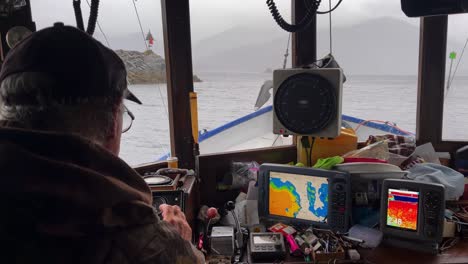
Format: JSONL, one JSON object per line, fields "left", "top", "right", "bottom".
{"left": 192, "top": 25, "right": 285, "bottom": 59}
{"left": 192, "top": 17, "right": 464, "bottom": 75}
{"left": 318, "top": 17, "right": 421, "bottom": 75}
{"left": 98, "top": 17, "right": 467, "bottom": 76}
{"left": 193, "top": 33, "right": 289, "bottom": 73}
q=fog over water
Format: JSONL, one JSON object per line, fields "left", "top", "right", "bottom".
{"left": 28, "top": 1, "right": 468, "bottom": 165}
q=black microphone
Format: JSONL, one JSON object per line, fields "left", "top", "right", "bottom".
{"left": 225, "top": 201, "right": 243, "bottom": 249}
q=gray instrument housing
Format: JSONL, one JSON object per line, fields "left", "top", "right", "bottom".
{"left": 258, "top": 163, "right": 351, "bottom": 233}
{"left": 380, "top": 179, "right": 445, "bottom": 253}
{"left": 273, "top": 68, "right": 343, "bottom": 138}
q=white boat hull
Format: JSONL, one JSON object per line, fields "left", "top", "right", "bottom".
{"left": 158, "top": 106, "right": 412, "bottom": 160}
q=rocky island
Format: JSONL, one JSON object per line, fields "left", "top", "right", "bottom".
{"left": 115, "top": 49, "right": 201, "bottom": 84}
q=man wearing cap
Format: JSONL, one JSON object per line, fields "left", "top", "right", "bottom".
{"left": 0, "top": 23, "right": 204, "bottom": 263}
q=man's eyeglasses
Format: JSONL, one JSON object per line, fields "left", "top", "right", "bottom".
{"left": 122, "top": 105, "right": 135, "bottom": 133}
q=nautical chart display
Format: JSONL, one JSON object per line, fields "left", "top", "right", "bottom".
{"left": 269, "top": 171, "right": 328, "bottom": 223}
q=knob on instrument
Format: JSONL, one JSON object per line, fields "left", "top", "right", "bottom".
{"left": 6, "top": 26, "right": 32, "bottom": 48}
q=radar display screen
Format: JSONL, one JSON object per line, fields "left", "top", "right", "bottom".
{"left": 387, "top": 189, "right": 419, "bottom": 231}
{"left": 269, "top": 172, "right": 328, "bottom": 223}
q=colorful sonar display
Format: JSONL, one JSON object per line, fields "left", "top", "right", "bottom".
{"left": 387, "top": 189, "right": 419, "bottom": 231}
{"left": 269, "top": 172, "right": 328, "bottom": 222}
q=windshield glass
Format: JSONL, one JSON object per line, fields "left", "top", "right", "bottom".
{"left": 443, "top": 15, "right": 468, "bottom": 141}
{"left": 32, "top": 0, "right": 422, "bottom": 165}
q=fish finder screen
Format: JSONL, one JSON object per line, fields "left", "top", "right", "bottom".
{"left": 269, "top": 172, "right": 328, "bottom": 223}
{"left": 387, "top": 189, "right": 419, "bottom": 231}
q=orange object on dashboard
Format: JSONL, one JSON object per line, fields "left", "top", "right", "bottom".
{"left": 297, "top": 127, "right": 358, "bottom": 166}
{"left": 167, "top": 156, "right": 178, "bottom": 169}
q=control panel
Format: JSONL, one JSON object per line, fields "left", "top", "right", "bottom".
{"left": 152, "top": 190, "right": 185, "bottom": 216}
{"left": 329, "top": 176, "right": 351, "bottom": 232}
{"left": 423, "top": 190, "right": 444, "bottom": 239}
{"left": 249, "top": 232, "right": 286, "bottom": 261}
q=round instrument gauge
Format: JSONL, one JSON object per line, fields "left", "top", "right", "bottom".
{"left": 274, "top": 73, "right": 337, "bottom": 134}
{"left": 6, "top": 26, "right": 32, "bottom": 48}
{"left": 144, "top": 175, "right": 172, "bottom": 186}
{"left": 153, "top": 196, "right": 168, "bottom": 215}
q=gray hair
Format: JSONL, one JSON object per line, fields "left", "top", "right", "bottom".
{"left": 0, "top": 73, "right": 123, "bottom": 144}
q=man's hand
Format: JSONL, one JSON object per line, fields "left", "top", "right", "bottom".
{"left": 159, "top": 204, "right": 192, "bottom": 241}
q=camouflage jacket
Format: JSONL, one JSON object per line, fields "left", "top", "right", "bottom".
{"left": 0, "top": 127, "right": 204, "bottom": 264}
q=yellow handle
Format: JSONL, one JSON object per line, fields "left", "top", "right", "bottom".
{"left": 190, "top": 92, "right": 199, "bottom": 143}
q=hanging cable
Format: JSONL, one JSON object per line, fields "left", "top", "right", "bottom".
{"left": 73, "top": 0, "right": 85, "bottom": 31}
{"left": 328, "top": 0, "right": 333, "bottom": 54}
{"left": 157, "top": 83, "right": 170, "bottom": 123}
{"left": 73, "top": 0, "right": 170, "bottom": 156}
{"left": 354, "top": 119, "right": 412, "bottom": 135}
{"left": 271, "top": 33, "right": 292, "bottom": 147}
{"left": 447, "top": 37, "right": 468, "bottom": 93}
{"left": 316, "top": 0, "right": 343, "bottom": 14}
{"left": 267, "top": 0, "right": 321, "bottom": 33}
{"left": 283, "top": 33, "right": 291, "bottom": 69}
{"left": 130, "top": 0, "right": 149, "bottom": 50}
{"left": 303, "top": 0, "right": 343, "bottom": 15}
{"left": 85, "top": 0, "right": 110, "bottom": 46}
{"left": 128, "top": 0, "right": 171, "bottom": 155}
{"left": 95, "top": 19, "right": 110, "bottom": 47}
{"left": 128, "top": 0, "right": 169, "bottom": 137}
{"left": 86, "top": 0, "right": 100, "bottom": 36}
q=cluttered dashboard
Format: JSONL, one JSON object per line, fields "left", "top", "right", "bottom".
{"left": 137, "top": 158, "right": 468, "bottom": 264}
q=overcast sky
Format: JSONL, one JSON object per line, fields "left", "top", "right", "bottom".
{"left": 31, "top": 0, "right": 468, "bottom": 43}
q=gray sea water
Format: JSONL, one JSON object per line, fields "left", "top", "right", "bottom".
{"left": 120, "top": 72, "right": 468, "bottom": 166}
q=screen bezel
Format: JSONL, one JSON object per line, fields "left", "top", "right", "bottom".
{"left": 386, "top": 188, "right": 420, "bottom": 232}
{"left": 380, "top": 179, "right": 445, "bottom": 243}
{"left": 258, "top": 163, "right": 350, "bottom": 231}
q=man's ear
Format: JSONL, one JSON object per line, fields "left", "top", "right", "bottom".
{"left": 103, "top": 103, "right": 123, "bottom": 155}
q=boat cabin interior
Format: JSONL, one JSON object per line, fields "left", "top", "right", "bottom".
{"left": 2, "top": 0, "right": 468, "bottom": 263}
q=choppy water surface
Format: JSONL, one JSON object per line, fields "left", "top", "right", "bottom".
{"left": 120, "top": 72, "right": 467, "bottom": 166}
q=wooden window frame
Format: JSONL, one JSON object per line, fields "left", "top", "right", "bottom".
{"left": 160, "top": 0, "right": 196, "bottom": 169}
{"left": 416, "top": 15, "right": 467, "bottom": 153}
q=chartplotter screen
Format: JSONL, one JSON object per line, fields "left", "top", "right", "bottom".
{"left": 386, "top": 189, "right": 419, "bottom": 231}
{"left": 269, "top": 172, "right": 328, "bottom": 223}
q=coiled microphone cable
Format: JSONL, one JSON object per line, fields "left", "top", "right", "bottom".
{"left": 266, "top": 0, "right": 321, "bottom": 33}
{"left": 86, "top": 0, "right": 100, "bottom": 36}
